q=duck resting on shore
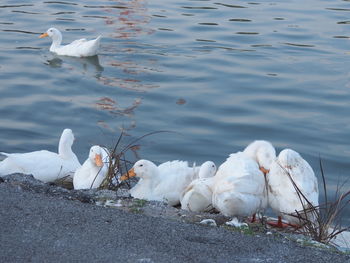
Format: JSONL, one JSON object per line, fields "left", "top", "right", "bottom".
{"left": 211, "top": 140, "right": 276, "bottom": 226}
{"left": 0, "top": 129, "right": 81, "bottom": 183}
{"left": 120, "top": 159, "right": 215, "bottom": 206}
{"left": 267, "top": 148, "right": 319, "bottom": 228}
{"left": 39, "top": 27, "right": 101, "bottom": 57}
{"left": 73, "top": 145, "right": 109, "bottom": 190}
{"left": 212, "top": 151, "right": 268, "bottom": 227}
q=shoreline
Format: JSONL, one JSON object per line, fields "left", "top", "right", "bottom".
{"left": 0, "top": 174, "right": 349, "bottom": 262}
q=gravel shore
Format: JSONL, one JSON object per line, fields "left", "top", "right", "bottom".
{"left": 0, "top": 174, "right": 349, "bottom": 263}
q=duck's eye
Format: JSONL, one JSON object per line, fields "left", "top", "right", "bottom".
{"left": 139, "top": 164, "right": 143, "bottom": 167}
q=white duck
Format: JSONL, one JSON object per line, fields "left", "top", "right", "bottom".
{"left": 120, "top": 159, "right": 197, "bottom": 206}
{"left": 243, "top": 140, "right": 276, "bottom": 175}
{"left": 267, "top": 149, "right": 319, "bottom": 227}
{"left": 212, "top": 151, "right": 269, "bottom": 226}
{"left": 0, "top": 129, "right": 81, "bottom": 183}
{"left": 180, "top": 161, "right": 217, "bottom": 212}
{"left": 39, "top": 27, "right": 101, "bottom": 57}
{"left": 73, "top": 145, "right": 109, "bottom": 190}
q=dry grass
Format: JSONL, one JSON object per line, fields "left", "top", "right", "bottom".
{"left": 99, "top": 130, "right": 174, "bottom": 191}
{"left": 285, "top": 159, "right": 350, "bottom": 245}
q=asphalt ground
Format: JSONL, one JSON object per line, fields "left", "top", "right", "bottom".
{"left": 0, "top": 176, "right": 349, "bottom": 263}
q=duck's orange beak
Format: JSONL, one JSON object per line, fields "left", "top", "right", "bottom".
{"left": 39, "top": 32, "right": 48, "bottom": 38}
{"left": 260, "top": 167, "right": 269, "bottom": 175}
{"left": 94, "top": 154, "right": 103, "bottom": 167}
{"left": 120, "top": 168, "right": 136, "bottom": 181}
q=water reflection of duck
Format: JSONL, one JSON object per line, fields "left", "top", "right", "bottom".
{"left": 45, "top": 55, "right": 104, "bottom": 76}
{"left": 0, "top": 129, "right": 81, "bottom": 183}
{"left": 39, "top": 27, "right": 101, "bottom": 57}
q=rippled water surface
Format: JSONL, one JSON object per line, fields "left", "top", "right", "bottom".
{"left": 1, "top": 0, "right": 350, "bottom": 224}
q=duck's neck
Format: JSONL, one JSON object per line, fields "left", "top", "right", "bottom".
{"left": 198, "top": 168, "right": 209, "bottom": 179}
{"left": 50, "top": 34, "right": 62, "bottom": 51}
{"left": 131, "top": 171, "right": 160, "bottom": 199}
{"left": 90, "top": 165, "right": 107, "bottom": 186}
{"left": 58, "top": 140, "right": 76, "bottom": 160}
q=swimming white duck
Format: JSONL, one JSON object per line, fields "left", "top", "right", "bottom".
{"left": 73, "top": 145, "right": 109, "bottom": 190}
{"left": 243, "top": 140, "right": 276, "bottom": 175}
{"left": 39, "top": 27, "right": 101, "bottom": 57}
{"left": 180, "top": 161, "right": 217, "bottom": 212}
{"left": 212, "top": 151, "right": 268, "bottom": 225}
{"left": 120, "top": 159, "right": 197, "bottom": 206}
{"left": 0, "top": 129, "right": 81, "bottom": 183}
{"left": 267, "top": 148, "right": 319, "bottom": 227}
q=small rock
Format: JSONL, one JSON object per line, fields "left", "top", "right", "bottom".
{"left": 93, "top": 189, "right": 117, "bottom": 200}
{"left": 200, "top": 219, "right": 217, "bottom": 227}
{"left": 137, "top": 259, "right": 154, "bottom": 263}
{"left": 225, "top": 217, "right": 248, "bottom": 228}
{"left": 104, "top": 199, "right": 123, "bottom": 207}
{"left": 95, "top": 201, "right": 104, "bottom": 206}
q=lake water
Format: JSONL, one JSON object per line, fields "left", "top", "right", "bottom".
{"left": 0, "top": 0, "right": 350, "bottom": 225}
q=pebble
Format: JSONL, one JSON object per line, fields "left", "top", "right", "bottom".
{"left": 199, "top": 219, "right": 217, "bottom": 227}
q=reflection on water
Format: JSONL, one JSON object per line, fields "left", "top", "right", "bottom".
{"left": 96, "top": 97, "right": 142, "bottom": 117}
{"left": 102, "top": 0, "right": 152, "bottom": 39}
{"left": 45, "top": 55, "right": 104, "bottom": 77}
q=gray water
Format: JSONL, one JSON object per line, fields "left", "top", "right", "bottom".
{"left": 0, "top": 0, "right": 350, "bottom": 224}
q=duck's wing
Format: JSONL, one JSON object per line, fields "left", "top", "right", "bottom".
{"left": 180, "top": 178, "right": 214, "bottom": 212}
{"left": 158, "top": 160, "right": 195, "bottom": 183}
{"left": 293, "top": 159, "right": 319, "bottom": 206}
{"left": 158, "top": 160, "right": 189, "bottom": 171}
{"left": 214, "top": 152, "right": 259, "bottom": 183}
{"left": 213, "top": 153, "right": 267, "bottom": 214}
{"left": 57, "top": 36, "right": 101, "bottom": 57}
{"left": 213, "top": 170, "right": 266, "bottom": 217}
{"left": 267, "top": 160, "right": 306, "bottom": 216}
{"left": 70, "top": 38, "right": 87, "bottom": 45}
{"left": 155, "top": 160, "right": 195, "bottom": 205}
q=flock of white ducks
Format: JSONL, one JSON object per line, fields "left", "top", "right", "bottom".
{"left": 121, "top": 140, "right": 319, "bottom": 227}
{"left": 0, "top": 129, "right": 319, "bottom": 228}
